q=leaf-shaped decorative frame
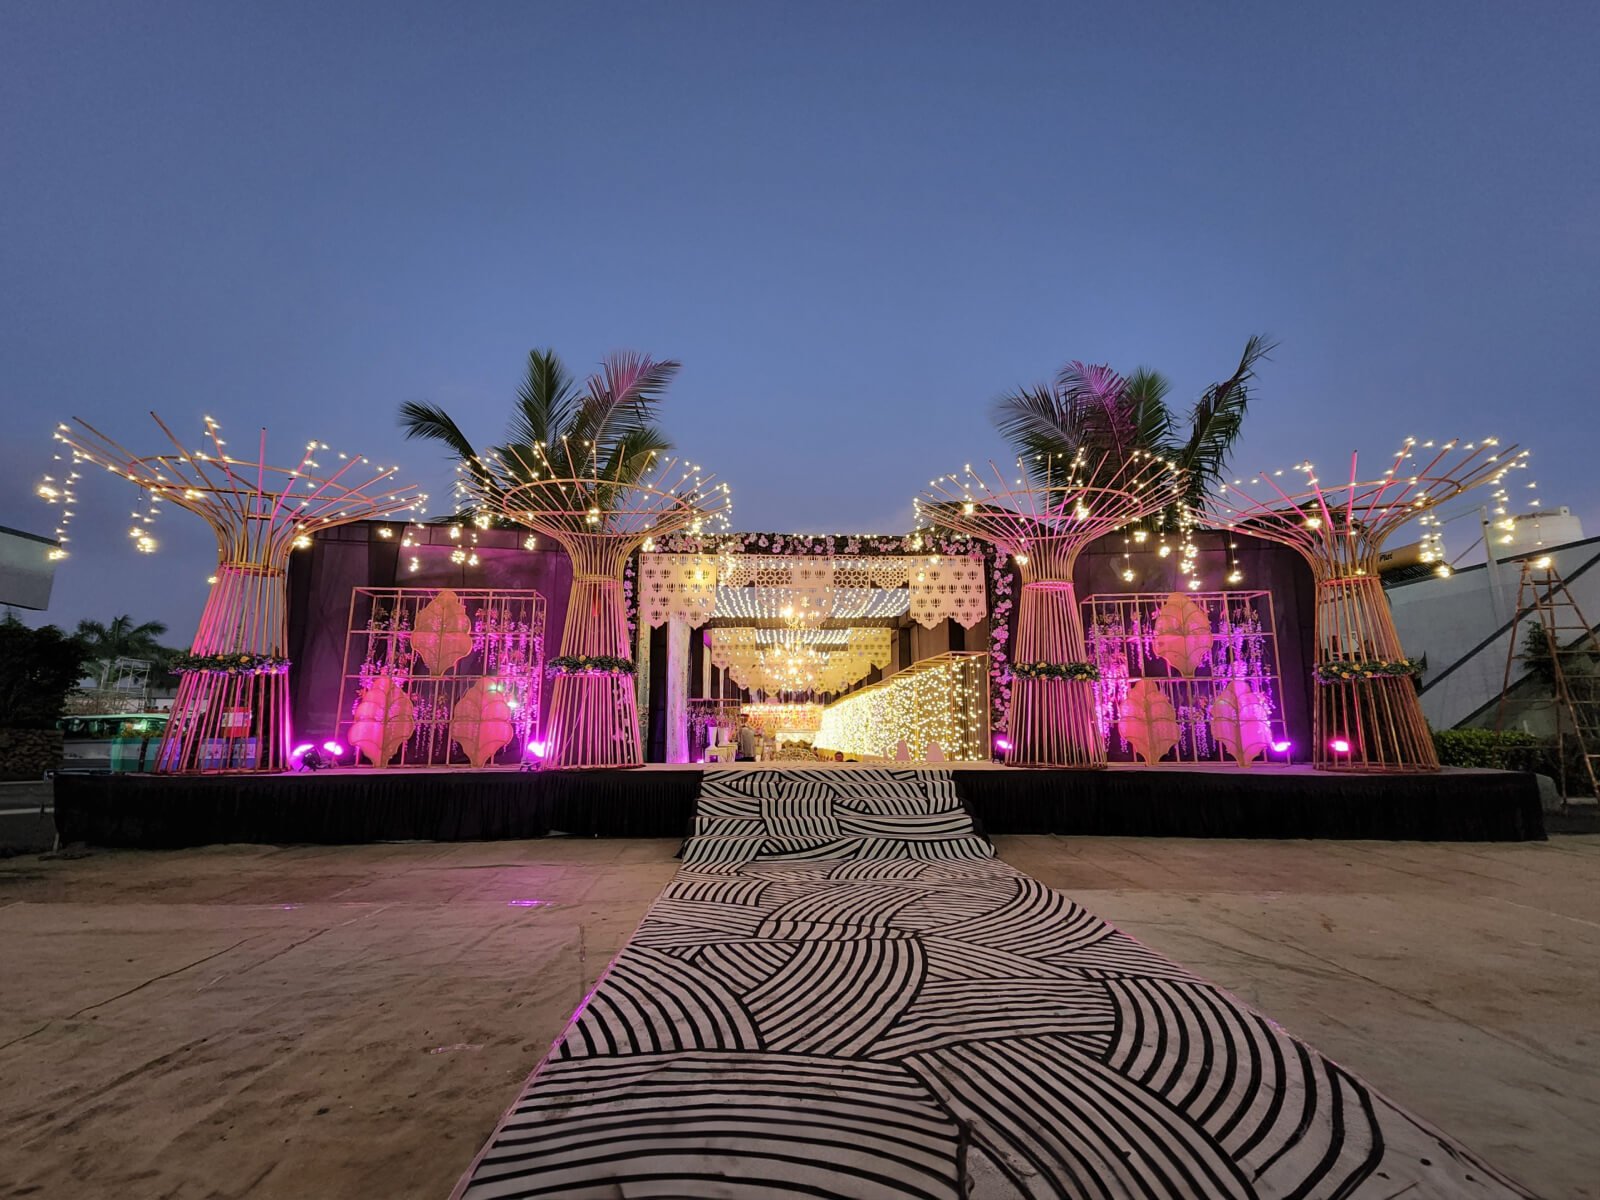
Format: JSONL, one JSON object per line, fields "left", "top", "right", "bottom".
{"left": 1210, "top": 679, "right": 1274, "bottom": 768}
{"left": 348, "top": 675, "right": 417, "bottom": 767}
{"left": 411, "top": 589, "right": 475, "bottom": 676}
{"left": 450, "top": 678, "right": 517, "bottom": 768}
{"left": 1152, "top": 591, "right": 1213, "bottom": 678}
{"left": 1120, "top": 679, "right": 1182, "bottom": 764}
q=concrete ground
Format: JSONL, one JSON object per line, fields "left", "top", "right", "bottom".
{"left": 1, "top": 836, "right": 1595, "bottom": 1200}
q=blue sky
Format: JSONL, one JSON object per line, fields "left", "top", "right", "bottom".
{"left": 3, "top": 1, "right": 1597, "bottom": 637}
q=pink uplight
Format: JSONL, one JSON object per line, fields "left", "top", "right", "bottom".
{"left": 1269, "top": 739, "right": 1292, "bottom": 754}
{"left": 290, "top": 743, "right": 314, "bottom": 759}
{"left": 995, "top": 737, "right": 1013, "bottom": 752}
{"left": 322, "top": 740, "right": 344, "bottom": 755}
{"left": 526, "top": 740, "right": 548, "bottom": 758}
{"left": 1329, "top": 738, "right": 1352, "bottom": 754}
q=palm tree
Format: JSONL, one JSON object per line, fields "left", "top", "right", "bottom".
{"left": 992, "top": 336, "right": 1276, "bottom": 514}
{"left": 75, "top": 615, "right": 170, "bottom": 663}
{"left": 400, "top": 348, "right": 677, "bottom": 520}
{"left": 75, "top": 615, "right": 172, "bottom": 688}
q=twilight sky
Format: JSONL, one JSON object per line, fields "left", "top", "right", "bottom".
{"left": 3, "top": 1, "right": 1597, "bottom": 637}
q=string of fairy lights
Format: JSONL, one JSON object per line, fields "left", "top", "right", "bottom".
{"left": 40, "top": 418, "right": 1545, "bottom": 604}
{"left": 39, "top": 416, "right": 425, "bottom": 579}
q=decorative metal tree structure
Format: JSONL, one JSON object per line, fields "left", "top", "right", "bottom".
{"left": 478, "top": 452, "right": 731, "bottom": 768}
{"left": 52, "top": 414, "right": 422, "bottom": 772}
{"left": 1204, "top": 436, "right": 1530, "bottom": 772}
{"left": 919, "top": 451, "right": 1182, "bottom": 767}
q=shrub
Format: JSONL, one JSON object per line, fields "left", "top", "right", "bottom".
{"left": 1432, "top": 727, "right": 1546, "bottom": 772}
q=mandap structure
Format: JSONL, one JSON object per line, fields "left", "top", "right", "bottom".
{"left": 920, "top": 451, "right": 1182, "bottom": 767}
{"left": 1204, "top": 436, "right": 1529, "bottom": 772}
{"left": 51, "top": 415, "right": 422, "bottom": 772}
{"left": 478, "top": 451, "right": 731, "bottom": 768}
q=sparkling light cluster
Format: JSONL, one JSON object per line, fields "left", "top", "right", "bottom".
{"left": 1205, "top": 436, "right": 1531, "bottom": 579}
{"left": 814, "top": 653, "right": 988, "bottom": 761}
{"left": 712, "top": 585, "right": 909, "bottom": 622}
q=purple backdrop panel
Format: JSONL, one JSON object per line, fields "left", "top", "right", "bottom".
{"left": 288, "top": 523, "right": 574, "bottom": 752}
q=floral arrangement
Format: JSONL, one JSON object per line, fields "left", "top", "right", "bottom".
{"left": 622, "top": 555, "right": 638, "bottom": 640}
{"left": 171, "top": 651, "right": 291, "bottom": 675}
{"left": 989, "top": 555, "right": 1013, "bottom": 737}
{"left": 1314, "top": 657, "right": 1424, "bottom": 684}
{"left": 549, "top": 654, "right": 635, "bottom": 677}
{"left": 1011, "top": 660, "right": 1102, "bottom": 682}
{"left": 649, "top": 530, "right": 985, "bottom": 558}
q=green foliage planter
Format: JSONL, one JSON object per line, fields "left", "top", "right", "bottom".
{"left": 1429, "top": 727, "right": 1597, "bottom": 794}
{"left": 1431, "top": 728, "right": 1544, "bottom": 771}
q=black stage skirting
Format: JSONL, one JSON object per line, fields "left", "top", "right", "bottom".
{"left": 53, "top": 769, "right": 705, "bottom": 849}
{"left": 54, "top": 765, "right": 1545, "bottom": 849}
{"left": 954, "top": 767, "right": 1545, "bottom": 842}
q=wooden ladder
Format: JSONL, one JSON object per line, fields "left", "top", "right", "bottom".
{"left": 1496, "top": 558, "right": 1600, "bottom": 797}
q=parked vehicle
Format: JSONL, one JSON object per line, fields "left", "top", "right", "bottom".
{"left": 56, "top": 713, "right": 168, "bottom": 772}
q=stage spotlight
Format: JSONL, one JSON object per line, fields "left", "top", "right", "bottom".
{"left": 1329, "top": 738, "right": 1352, "bottom": 754}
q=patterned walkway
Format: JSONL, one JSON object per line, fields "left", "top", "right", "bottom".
{"left": 454, "top": 769, "right": 1532, "bottom": 1199}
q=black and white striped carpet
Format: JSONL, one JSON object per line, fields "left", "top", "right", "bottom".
{"left": 454, "top": 769, "right": 1531, "bottom": 1199}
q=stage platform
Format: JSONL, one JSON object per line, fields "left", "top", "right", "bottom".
{"left": 53, "top": 762, "right": 1545, "bottom": 848}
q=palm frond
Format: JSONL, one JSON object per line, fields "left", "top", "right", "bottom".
{"left": 1178, "top": 335, "right": 1278, "bottom": 500}
{"left": 1056, "top": 361, "right": 1137, "bottom": 465}
{"left": 992, "top": 383, "right": 1077, "bottom": 454}
{"left": 505, "top": 349, "right": 579, "bottom": 451}
{"left": 568, "top": 352, "right": 679, "bottom": 468}
{"left": 399, "top": 401, "right": 481, "bottom": 463}
{"left": 1122, "top": 368, "right": 1177, "bottom": 457}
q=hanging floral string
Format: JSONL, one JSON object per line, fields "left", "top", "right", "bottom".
{"left": 549, "top": 654, "right": 635, "bottom": 677}
{"left": 170, "top": 651, "right": 291, "bottom": 675}
{"left": 1011, "top": 661, "right": 1101, "bottom": 681}
{"left": 1314, "top": 658, "right": 1424, "bottom": 683}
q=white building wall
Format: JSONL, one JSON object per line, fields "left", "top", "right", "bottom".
{"left": 1389, "top": 535, "right": 1600, "bottom": 730}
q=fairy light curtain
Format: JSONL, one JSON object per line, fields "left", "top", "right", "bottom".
{"left": 718, "top": 555, "right": 837, "bottom": 623}
{"left": 637, "top": 553, "right": 719, "bottom": 628}
{"left": 908, "top": 557, "right": 988, "bottom": 628}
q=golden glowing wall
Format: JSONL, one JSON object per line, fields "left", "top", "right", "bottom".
{"left": 814, "top": 652, "right": 988, "bottom": 761}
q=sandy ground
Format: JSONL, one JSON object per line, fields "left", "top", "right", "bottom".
{"left": 2, "top": 835, "right": 1596, "bottom": 1200}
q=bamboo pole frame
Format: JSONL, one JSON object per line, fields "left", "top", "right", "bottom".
{"left": 1203, "top": 437, "right": 1530, "bottom": 772}
{"left": 476, "top": 452, "right": 731, "bottom": 768}
{"left": 51, "top": 414, "right": 422, "bottom": 773}
{"left": 919, "top": 451, "right": 1182, "bottom": 767}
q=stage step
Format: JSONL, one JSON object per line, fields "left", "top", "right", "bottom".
{"left": 680, "top": 769, "right": 987, "bottom": 867}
